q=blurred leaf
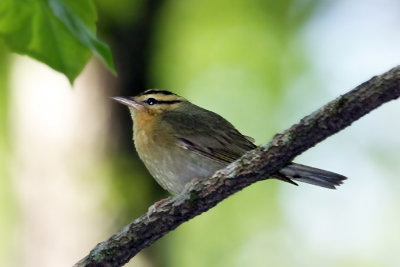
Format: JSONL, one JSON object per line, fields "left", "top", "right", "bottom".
{"left": 96, "top": 0, "right": 145, "bottom": 27}
{"left": 0, "top": 0, "right": 115, "bottom": 84}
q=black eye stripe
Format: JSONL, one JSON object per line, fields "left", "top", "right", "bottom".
{"left": 158, "top": 100, "right": 181, "bottom": 104}
{"left": 145, "top": 98, "right": 181, "bottom": 105}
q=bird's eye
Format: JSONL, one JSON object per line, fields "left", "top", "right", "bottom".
{"left": 146, "top": 98, "right": 157, "bottom": 105}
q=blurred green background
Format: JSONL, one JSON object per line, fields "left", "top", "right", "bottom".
{"left": 1, "top": 0, "right": 400, "bottom": 266}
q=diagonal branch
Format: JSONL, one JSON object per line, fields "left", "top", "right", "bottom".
{"left": 74, "top": 66, "right": 400, "bottom": 267}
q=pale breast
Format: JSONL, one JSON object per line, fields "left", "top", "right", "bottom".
{"left": 134, "top": 125, "right": 226, "bottom": 194}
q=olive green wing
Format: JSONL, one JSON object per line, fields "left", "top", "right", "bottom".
{"left": 161, "top": 106, "right": 256, "bottom": 164}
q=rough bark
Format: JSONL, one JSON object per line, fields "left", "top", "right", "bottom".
{"left": 74, "top": 66, "right": 400, "bottom": 267}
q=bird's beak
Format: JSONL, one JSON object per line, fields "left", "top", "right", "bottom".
{"left": 111, "top": 97, "right": 143, "bottom": 110}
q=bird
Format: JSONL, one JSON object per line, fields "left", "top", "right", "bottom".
{"left": 113, "top": 89, "right": 346, "bottom": 195}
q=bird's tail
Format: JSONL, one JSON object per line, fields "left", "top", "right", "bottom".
{"left": 276, "top": 163, "right": 346, "bottom": 189}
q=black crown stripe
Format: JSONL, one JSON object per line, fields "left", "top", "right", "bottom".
{"left": 141, "top": 89, "right": 175, "bottom": 96}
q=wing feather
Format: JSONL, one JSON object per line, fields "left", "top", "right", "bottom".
{"left": 161, "top": 104, "right": 256, "bottom": 164}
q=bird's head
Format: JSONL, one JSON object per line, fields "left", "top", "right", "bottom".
{"left": 112, "top": 89, "right": 187, "bottom": 118}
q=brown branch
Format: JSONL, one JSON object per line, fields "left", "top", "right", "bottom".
{"left": 74, "top": 66, "right": 400, "bottom": 267}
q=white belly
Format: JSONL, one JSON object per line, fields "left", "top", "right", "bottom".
{"left": 137, "top": 140, "right": 226, "bottom": 194}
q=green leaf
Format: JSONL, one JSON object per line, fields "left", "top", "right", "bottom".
{"left": 0, "top": 0, "right": 116, "bottom": 84}
{"left": 49, "top": 0, "right": 116, "bottom": 75}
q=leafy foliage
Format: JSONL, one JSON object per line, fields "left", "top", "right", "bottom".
{"left": 0, "top": 0, "right": 115, "bottom": 83}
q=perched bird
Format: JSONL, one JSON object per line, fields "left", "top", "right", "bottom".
{"left": 113, "top": 89, "right": 346, "bottom": 195}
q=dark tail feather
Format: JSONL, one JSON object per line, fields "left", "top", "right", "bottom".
{"left": 276, "top": 163, "right": 346, "bottom": 189}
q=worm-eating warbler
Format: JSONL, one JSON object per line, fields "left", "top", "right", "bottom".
{"left": 113, "top": 89, "right": 346, "bottom": 195}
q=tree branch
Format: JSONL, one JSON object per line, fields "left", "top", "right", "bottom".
{"left": 74, "top": 66, "right": 400, "bottom": 267}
